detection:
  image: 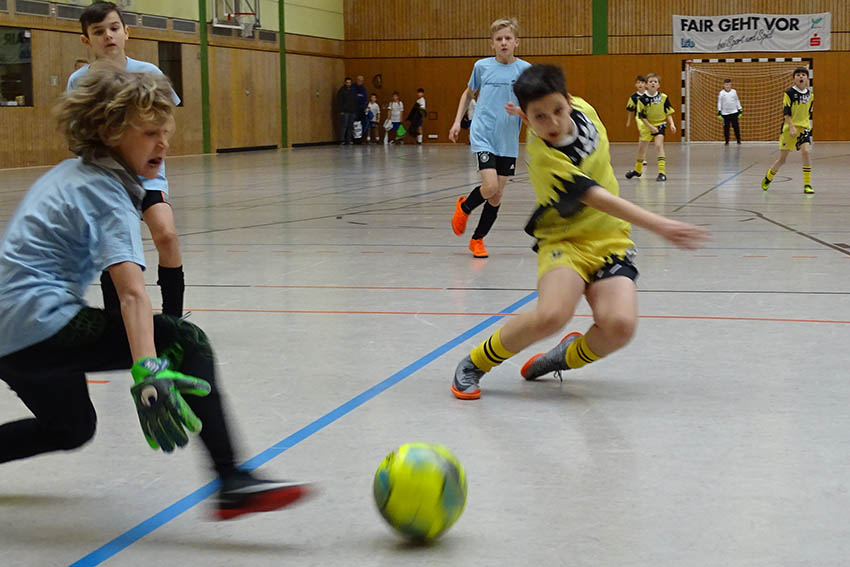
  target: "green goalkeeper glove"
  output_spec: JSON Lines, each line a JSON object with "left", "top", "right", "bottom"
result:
{"left": 130, "top": 357, "right": 211, "bottom": 453}
{"left": 738, "top": 110, "right": 743, "bottom": 117}
{"left": 716, "top": 112, "right": 723, "bottom": 121}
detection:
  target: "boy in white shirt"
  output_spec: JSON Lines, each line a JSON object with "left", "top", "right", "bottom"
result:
{"left": 717, "top": 79, "right": 742, "bottom": 145}
{"left": 386, "top": 92, "right": 404, "bottom": 144}
{"left": 367, "top": 93, "right": 380, "bottom": 143}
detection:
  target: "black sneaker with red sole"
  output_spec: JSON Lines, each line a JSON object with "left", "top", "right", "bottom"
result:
{"left": 215, "top": 472, "right": 313, "bottom": 521}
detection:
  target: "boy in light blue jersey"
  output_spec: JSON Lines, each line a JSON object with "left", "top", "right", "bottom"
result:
{"left": 68, "top": 1, "right": 186, "bottom": 318}
{"left": 449, "top": 18, "right": 531, "bottom": 258}
{"left": 0, "top": 65, "right": 311, "bottom": 519}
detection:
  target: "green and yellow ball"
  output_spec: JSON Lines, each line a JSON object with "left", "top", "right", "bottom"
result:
{"left": 373, "top": 443, "right": 467, "bottom": 541}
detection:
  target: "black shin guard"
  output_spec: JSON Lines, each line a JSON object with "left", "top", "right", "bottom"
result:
{"left": 472, "top": 202, "right": 500, "bottom": 240}
{"left": 157, "top": 265, "right": 185, "bottom": 318}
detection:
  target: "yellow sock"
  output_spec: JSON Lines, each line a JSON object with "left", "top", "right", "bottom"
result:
{"left": 657, "top": 156, "right": 666, "bottom": 174}
{"left": 635, "top": 160, "right": 643, "bottom": 174}
{"left": 765, "top": 168, "right": 777, "bottom": 182}
{"left": 565, "top": 335, "right": 600, "bottom": 370}
{"left": 803, "top": 166, "right": 811, "bottom": 185}
{"left": 469, "top": 328, "right": 516, "bottom": 372}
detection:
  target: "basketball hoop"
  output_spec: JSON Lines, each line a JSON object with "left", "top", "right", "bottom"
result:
{"left": 228, "top": 12, "right": 256, "bottom": 38}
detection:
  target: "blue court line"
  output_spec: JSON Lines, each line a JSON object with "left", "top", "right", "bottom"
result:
{"left": 69, "top": 291, "right": 538, "bottom": 567}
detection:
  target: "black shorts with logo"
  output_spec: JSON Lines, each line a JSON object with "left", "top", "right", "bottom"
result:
{"left": 477, "top": 152, "right": 516, "bottom": 177}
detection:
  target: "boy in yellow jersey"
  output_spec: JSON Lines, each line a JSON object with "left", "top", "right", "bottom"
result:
{"left": 625, "top": 73, "right": 676, "bottom": 182}
{"left": 761, "top": 67, "right": 814, "bottom": 194}
{"left": 625, "top": 75, "right": 649, "bottom": 168}
{"left": 451, "top": 65, "right": 708, "bottom": 400}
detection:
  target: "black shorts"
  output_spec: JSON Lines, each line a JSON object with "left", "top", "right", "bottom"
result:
{"left": 590, "top": 253, "right": 639, "bottom": 283}
{"left": 141, "top": 190, "right": 169, "bottom": 212}
{"left": 477, "top": 152, "right": 516, "bottom": 177}
{"left": 651, "top": 124, "right": 667, "bottom": 138}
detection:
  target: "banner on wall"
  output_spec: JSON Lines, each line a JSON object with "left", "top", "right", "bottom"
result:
{"left": 673, "top": 13, "right": 830, "bottom": 53}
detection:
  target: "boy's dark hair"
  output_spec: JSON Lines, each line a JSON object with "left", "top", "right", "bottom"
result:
{"left": 80, "top": 1, "right": 126, "bottom": 37}
{"left": 417, "top": 88, "right": 424, "bottom": 93}
{"left": 636, "top": 75, "right": 647, "bottom": 82}
{"left": 723, "top": 78, "right": 732, "bottom": 83}
{"left": 513, "top": 64, "right": 567, "bottom": 112}
{"left": 793, "top": 66, "right": 809, "bottom": 76}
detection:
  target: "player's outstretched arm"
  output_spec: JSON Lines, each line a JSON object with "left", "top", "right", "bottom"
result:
{"left": 110, "top": 261, "right": 156, "bottom": 360}
{"left": 449, "top": 86, "right": 473, "bottom": 142}
{"left": 580, "top": 186, "right": 708, "bottom": 250}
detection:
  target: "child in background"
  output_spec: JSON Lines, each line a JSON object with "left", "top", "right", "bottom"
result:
{"left": 387, "top": 92, "right": 404, "bottom": 144}
{"left": 367, "top": 93, "right": 381, "bottom": 143}
{"left": 448, "top": 18, "right": 531, "bottom": 258}
{"left": 415, "top": 88, "right": 427, "bottom": 144}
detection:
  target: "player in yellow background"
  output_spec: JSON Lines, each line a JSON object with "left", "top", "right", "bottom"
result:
{"left": 625, "top": 75, "right": 649, "bottom": 169}
{"left": 451, "top": 65, "right": 707, "bottom": 400}
{"left": 761, "top": 67, "right": 814, "bottom": 194}
{"left": 625, "top": 73, "right": 675, "bottom": 182}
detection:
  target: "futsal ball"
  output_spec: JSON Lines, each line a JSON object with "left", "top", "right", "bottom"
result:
{"left": 373, "top": 443, "right": 467, "bottom": 541}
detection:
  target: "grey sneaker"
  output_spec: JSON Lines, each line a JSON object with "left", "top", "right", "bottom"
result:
{"left": 451, "top": 355, "right": 485, "bottom": 400}
{"left": 520, "top": 332, "right": 582, "bottom": 381}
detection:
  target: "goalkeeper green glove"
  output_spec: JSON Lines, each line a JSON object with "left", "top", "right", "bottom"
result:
{"left": 716, "top": 112, "right": 723, "bottom": 121}
{"left": 130, "top": 357, "right": 211, "bottom": 452}
{"left": 738, "top": 110, "right": 743, "bottom": 117}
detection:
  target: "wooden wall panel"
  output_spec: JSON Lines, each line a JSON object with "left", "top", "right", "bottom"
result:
{"left": 347, "top": 51, "right": 850, "bottom": 144}
{"left": 0, "top": 29, "right": 203, "bottom": 168}
{"left": 286, "top": 34, "right": 344, "bottom": 58}
{"left": 345, "top": 0, "right": 592, "bottom": 57}
{"left": 610, "top": 0, "right": 850, "bottom": 54}
{"left": 345, "top": 0, "right": 591, "bottom": 40}
{"left": 168, "top": 44, "right": 203, "bottom": 156}
{"left": 286, "top": 54, "right": 345, "bottom": 144}
{"left": 210, "top": 46, "right": 281, "bottom": 150}
{"left": 0, "top": 30, "right": 90, "bottom": 168}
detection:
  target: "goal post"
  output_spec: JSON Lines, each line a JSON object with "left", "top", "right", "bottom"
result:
{"left": 682, "top": 58, "right": 813, "bottom": 144}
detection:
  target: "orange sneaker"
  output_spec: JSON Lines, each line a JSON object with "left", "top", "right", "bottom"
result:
{"left": 469, "top": 238, "right": 488, "bottom": 258}
{"left": 452, "top": 196, "right": 470, "bottom": 235}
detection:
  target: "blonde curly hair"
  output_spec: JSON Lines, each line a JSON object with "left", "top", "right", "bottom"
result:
{"left": 54, "top": 61, "right": 175, "bottom": 161}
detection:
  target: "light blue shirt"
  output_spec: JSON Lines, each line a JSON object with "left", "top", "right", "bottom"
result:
{"left": 67, "top": 56, "right": 180, "bottom": 195}
{"left": 0, "top": 159, "right": 146, "bottom": 357}
{"left": 468, "top": 57, "right": 531, "bottom": 157}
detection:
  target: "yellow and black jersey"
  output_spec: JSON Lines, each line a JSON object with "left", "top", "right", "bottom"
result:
{"left": 783, "top": 87, "right": 813, "bottom": 128}
{"left": 637, "top": 92, "right": 674, "bottom": 127}
{"left": 524, "top": 96, "right": 632, "bottom": 249}
{"left": 626, "top": 92, "right": 642, "bottom": 115}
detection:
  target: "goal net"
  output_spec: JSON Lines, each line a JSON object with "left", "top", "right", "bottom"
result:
{"left": 684, "top": 60, "right": 811, "bottom": 143}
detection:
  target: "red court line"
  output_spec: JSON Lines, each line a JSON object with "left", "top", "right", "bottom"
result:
{"left": 742, "top": 255, "right": 768, "bottom": 258}
{"left": 87, "top": 379, "right": 110, "bottom": 384}
{"left": 186, "top": 308, "right": 850, "bottom": 324}
{"left": 255, "top": 285, "right": 443, "bottom": 290}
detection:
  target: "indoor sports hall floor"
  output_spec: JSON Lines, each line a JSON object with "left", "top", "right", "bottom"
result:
{"left": 1, "top": 141, "right": 848, "bottom": 566}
